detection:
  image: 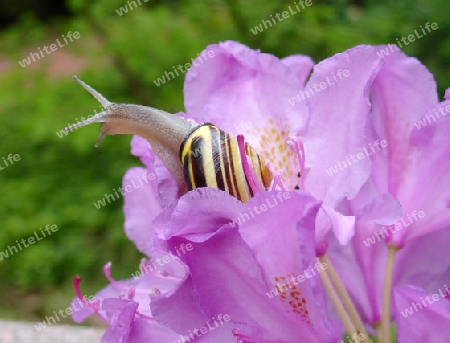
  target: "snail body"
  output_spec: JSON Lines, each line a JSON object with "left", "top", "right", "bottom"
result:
{"left": 65, "top": 76, "right": 272, "bottom": 202}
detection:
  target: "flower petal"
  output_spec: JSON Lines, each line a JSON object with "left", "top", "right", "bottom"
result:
{"left": 368, "top": 46, "right": 438, "bottom": 196}
{"left": 128, "top": 318, "right": 180, "bottom": 343}
{"left": 130, "top": 135, "right": 178, "bottom": 206}
{"left": 281, "top": 54, "right": 315, "bottom": 85}
{"left": 239, "top": 192, "right": 341, "bottom": 342}
{"left": 152, "top": 187, "right": 243, "bottom": 242}
{"left": 394, "top": 285, "right": 450, "bottom": 342}
{"left": 71, "top": 297, "right": 96, "bottom": 323}
{"left": 395, "top": 225, "right": 450, "bottom": 295}
{"left": 390, "top": 99, "right": 450, "bottom": 246}
{"left": 327, "top": 193, "right": 402, "bottom": 323}
{"left": 303, "top": 45, "right": 382, "bottom": 207}
{"left": 123, "top": 167, "right": 161, "bottom": 255}
{"left": 153, "top": 190, "right": 339, "bottom": 342}
{"left": 151, "top": 276, "right": 212, "bottom": 336}
{"left": 184, "top": 41, "right": 311, "bottom": 189}
{"left": 101, "top": 299, "right": 138, "bottom": 343}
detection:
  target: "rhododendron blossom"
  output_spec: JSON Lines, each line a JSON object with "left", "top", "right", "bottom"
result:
{"left": 68, "top": 41, "right": 450, "bottom": 343}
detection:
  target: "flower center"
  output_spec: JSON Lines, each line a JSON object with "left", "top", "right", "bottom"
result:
{"left": 243, "top": 118, "right": 307, "bottom": 191}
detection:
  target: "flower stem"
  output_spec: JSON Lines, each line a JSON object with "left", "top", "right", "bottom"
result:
{"left": 380, "top": 245, "right": 397, "bottom": 343}
{"left": 319, "top": 255, "right": 370, "bottom": 342}
{"left": 318, "top": 261, "right": 357, "bottom": 338}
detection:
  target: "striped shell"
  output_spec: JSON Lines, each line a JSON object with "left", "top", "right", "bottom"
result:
{"left": 180, "top": 123, "right": 272, "bottom": 203}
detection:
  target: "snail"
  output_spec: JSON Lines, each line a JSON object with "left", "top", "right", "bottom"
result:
{"left": 65, "top": 76, "right": 272, "bottom": 203}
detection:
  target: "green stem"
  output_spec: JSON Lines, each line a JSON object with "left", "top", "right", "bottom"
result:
{"left": 318, "top": 260, "right": 357, "bottom": 338}
{"left": 380, "top": 246, "right": 397, "bottom": 343}
{"left": 320, "top": 255, "right": 370, "bottom": 342}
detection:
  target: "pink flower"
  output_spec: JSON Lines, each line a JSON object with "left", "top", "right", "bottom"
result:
{"left": 328, "top": 47, "right": 450, "bottom": 339}
{"left": 67, "top": 41, "right": 450, "bottom": 343}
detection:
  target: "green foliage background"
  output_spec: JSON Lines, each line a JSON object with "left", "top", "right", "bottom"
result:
{"left": 0, "top": 0, "right": 448, "bottom": 327}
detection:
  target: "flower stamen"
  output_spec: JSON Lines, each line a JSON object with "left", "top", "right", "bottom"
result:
{"left": 103, "top": 262, "right": 130, "bottom": 292}
{"left": 103, "top": 262, "right": 162, "bottom": 296}
{"left": 287, "top": 136, "right": 308, "bottom": 191}
{"left": 237, "top": 134, "right": 264, "bottom": 195}
{"left": 73, "top": 276, "right": 101, "bottom": 311}
{"left": 266, "top": 162, "right": 286, "bottom": 191}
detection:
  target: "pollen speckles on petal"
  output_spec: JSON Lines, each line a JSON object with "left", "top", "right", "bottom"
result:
{"left": 273, "top": 274, "right": 313, "bottom": 326}
{"left": 251, "top": 118, "right": 299, "bottom": 190}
